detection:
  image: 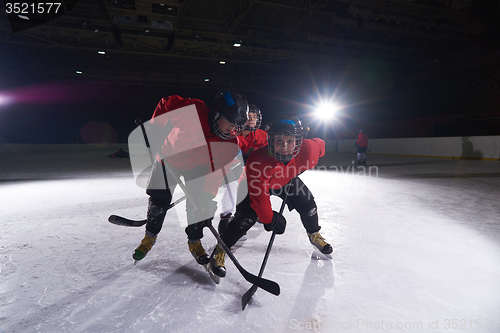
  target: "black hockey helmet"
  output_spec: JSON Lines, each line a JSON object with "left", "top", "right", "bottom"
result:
{"left": 211, "top": 90, "right": 249, "bottom": 139}
{"left": 243, "top": 103, "right": 262, "bottom": 131}
{"left": 267, "top": 115, "right": 304, "bottom": 163}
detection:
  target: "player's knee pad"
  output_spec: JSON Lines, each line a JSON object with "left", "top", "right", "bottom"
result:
{"left": 239, "top": 217, "right": 256, "bottom": 230}
{"left": 294, "top": 200, "right": 317, "bottom": 217}
{"left": 222, "top": 216, "right": 256, "bottom": 247}
{"left": 296, "top": 200, "right": 320, "bottom": 233}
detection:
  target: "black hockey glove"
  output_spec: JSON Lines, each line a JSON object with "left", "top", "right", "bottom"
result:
{"left": 354, "top": 142, "right": 359, "bottom": 148}
{"left": 264, "top": 211, "right": 287, "bottom": 234}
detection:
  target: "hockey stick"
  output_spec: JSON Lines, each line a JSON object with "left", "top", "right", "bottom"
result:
{"left": 107, "top": 117, "right": 186, "bottom": 227}
{"left": 241, "top": 177, "right": 294, "bottom": 310}
{"left": 135, "top": 118, "right": 280, "bottom": 296}
{"left": 108, "top": 195, "right": 186, "bottom": 226}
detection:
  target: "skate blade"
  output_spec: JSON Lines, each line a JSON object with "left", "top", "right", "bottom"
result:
{"left": 312, "top": 247, "right": 333, "bottom": 260}
{"left": 322, "top": 253, "right": 333, "bottom": 260}
{"left": 202, "top": 264, "right": 220, "bottom": 284}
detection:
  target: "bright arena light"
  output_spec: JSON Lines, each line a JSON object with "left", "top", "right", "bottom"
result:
{"left": 314, "top": 102, "right": 339, "bottom": 121}
{"left": 0, "top": 94, "right": 13, "bottom": 106}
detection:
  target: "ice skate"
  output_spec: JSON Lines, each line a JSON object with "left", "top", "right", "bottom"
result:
{"left": 133, "top": 231, "right": 157, "bottom": 262}
{"left": 307, "top": 232, "right": 333, "bottom": 259}
{"left": 209, "top": 245, "right": 226, "bottom": 279}
{"left": 188, "top": 239, "right": 210, "bottom": 265}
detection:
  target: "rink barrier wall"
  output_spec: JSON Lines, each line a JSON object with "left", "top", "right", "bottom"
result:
{"left": 328, "top": 135, "right": 500, "bottom": 161}
{"left": 0, "top": 143, "right": 125, "bottom": 154}
{"left": 2, "top": 138, "right": 499, "bottom": 161}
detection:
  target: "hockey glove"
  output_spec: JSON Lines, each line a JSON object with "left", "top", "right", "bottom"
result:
{"left": 354, "top": 142, "right": 359, "bottom": 148}
{"left": 264, "top": 211, "right": 287, "bottom": 234}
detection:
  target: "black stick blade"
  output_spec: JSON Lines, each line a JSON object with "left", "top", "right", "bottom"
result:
{"left": 108, "top": 215, "right": 147, "bottom": 227}
{"left": 241, "top": 284, "right": 258, "bottom": 310}
{"left": 204, "top": 224, "right": 280, "bottom": 296}
{"left": 242, "top": 271, "right": 280, "bottom": 296}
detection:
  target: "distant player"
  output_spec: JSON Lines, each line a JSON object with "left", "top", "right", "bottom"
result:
{"left": 355, "top": 129, "right": 368, "bottom": 166}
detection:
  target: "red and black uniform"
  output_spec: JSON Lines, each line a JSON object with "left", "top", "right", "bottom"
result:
{"left": 145, "top": 95, "right": 239, "bottom": 239}
{"left": 237, "top": 128, "right": 268, "bottom": 163}
{"left": 356, "top": 131, "right": 368, "bottom": 153}
{"left": 223, "top": 128, "right": 269, "bottom": 184}
{"left": 151, "top": 95, "right": 238, "bottom": 181}
{"left": 356, "top": 132, "right": 368, "bottom": 148}
{"left": 220, "top": 138, "right": 326, "bottom": 248}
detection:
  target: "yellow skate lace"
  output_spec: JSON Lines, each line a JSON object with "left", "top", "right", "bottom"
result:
{"left": 189, "top": 241, "right": 207, "bottom": 258}
{"left": 213, "top": 246, "right": 225, "bottom": 267}
{"left": 310, "top": 233, "right": 327, "bottom": 247}
{"left": 137, "top": 235, "right": 156, "bottom": 253}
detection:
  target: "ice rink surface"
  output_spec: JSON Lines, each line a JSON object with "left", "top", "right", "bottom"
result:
{"left": 1, "top": 149, "right": 500, "bottom": 333}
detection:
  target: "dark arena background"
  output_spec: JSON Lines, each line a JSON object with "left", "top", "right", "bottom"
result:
{"left": 1, "top": 0, "right": 499, "bottom": 143}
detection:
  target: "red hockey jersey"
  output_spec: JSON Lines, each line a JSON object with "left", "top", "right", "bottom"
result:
{"left": 237, "top": 129, "right": 268, "bottom": 154}
{"left": 246, "top": 138, "right": 325, "bottom": 224}
{"left": 150, "top": 95, "right": 239, "bottom": 195}
{"left": 356, "top": 132, "right": 368, "bottom": 148}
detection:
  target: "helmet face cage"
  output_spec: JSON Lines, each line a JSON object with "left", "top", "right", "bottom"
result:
{"left": 243, "top": 104, "right": 262, "bottom": 131}
{"left": 267, "top": 116, "right": 304, "bottom": 163}
{"left": 212, "top": 111, "right": 245, "bottom": 140}
{"left": 269, "top": 133, "right": 303, "bottom": 163}
{"left": 212, "top": 90, "right": 249, "bottom": 140}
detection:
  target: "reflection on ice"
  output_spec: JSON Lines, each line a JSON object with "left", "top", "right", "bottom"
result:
{"left": 1, "top": 151, "right": 500, "bottom": 332}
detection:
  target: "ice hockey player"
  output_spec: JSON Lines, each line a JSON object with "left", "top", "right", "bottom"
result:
{"left": 354, "top": 129, "right": 368, "bottom": 166}
{"left": 237, "top": 104, "right": 268, "bottom": 164}
{"left": 209, "top": 115, "right": 333, "bottom": 278}
{"left": 218, "top": 104, "right": 268, "bottom": 235}
{"left": 132, "top": 90, "right": 249, "bottom": 267}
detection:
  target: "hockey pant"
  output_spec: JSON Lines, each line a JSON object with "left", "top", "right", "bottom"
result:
{"left": 219, "top": 162, "right": 243, "bottom": 216}
{"left": 145, "top": 160, "right": 212, "bottom": 240}
{"left": 220, "top": 176, "right": 321, "bottom": 248}
{"left": 357, "top": 147, "right": 367, "bottom": 162}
